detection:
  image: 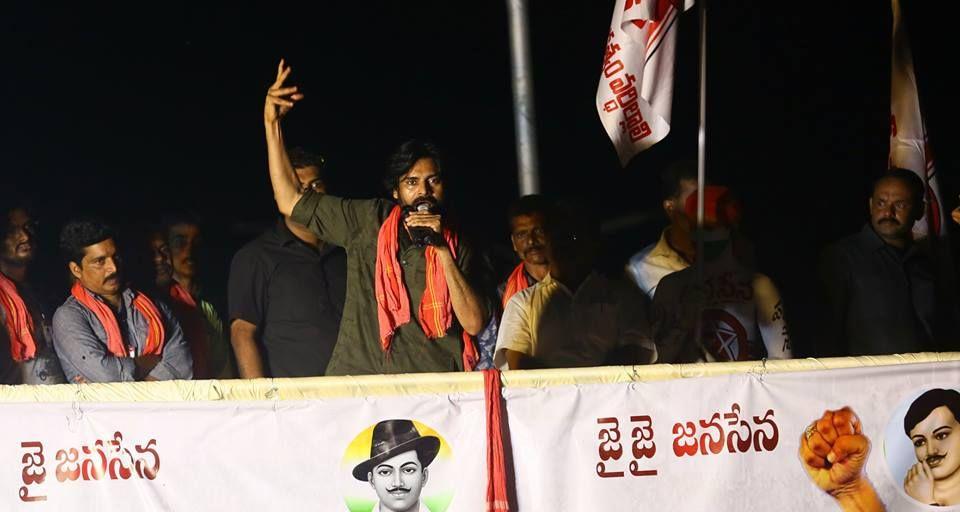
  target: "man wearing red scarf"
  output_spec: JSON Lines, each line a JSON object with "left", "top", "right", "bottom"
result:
{"left": 51, "top": 219, "right": 193, "bottom": 383}
{"left": 0, "top": 204, "right": 65, "bottom": 384}
{"left": 263, "top": 61, "right": 487, "bottom": 375}
{"left": 474, "top": 195, "right": 552, "bottom": 369}
{"left": 160, "top": 213, "right": 235, "bottom": 380}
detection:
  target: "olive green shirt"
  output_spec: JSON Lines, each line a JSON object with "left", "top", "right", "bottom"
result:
{"left": 291, "top": 191, "right": 476, "bottom": 375}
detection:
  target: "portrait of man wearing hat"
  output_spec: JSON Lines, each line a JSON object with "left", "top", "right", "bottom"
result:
{"left": 352, "top": 419, "right": 440, "bottom": 512}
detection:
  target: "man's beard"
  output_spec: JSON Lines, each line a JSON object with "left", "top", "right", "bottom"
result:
{"left": 1, "top": 247, "right": 32, "bottom": 266}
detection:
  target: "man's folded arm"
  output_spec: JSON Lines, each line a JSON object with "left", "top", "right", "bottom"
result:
{"left": 51, "top": 306, "right": 136, "bottom": 383}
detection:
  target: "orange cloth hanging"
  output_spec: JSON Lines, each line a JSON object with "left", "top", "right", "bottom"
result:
{"left": 374, "top": 206, "right": 477, "bottom": 370}
{"left": 70, "top": 282, "right": 165, "bottom": 357}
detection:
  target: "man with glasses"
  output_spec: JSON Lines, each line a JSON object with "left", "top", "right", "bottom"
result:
{"left": 0, "top": 203, "right": 66, "bottom": 384}
{"left": 228, "top": 147, "right": 347, "bottom": 378}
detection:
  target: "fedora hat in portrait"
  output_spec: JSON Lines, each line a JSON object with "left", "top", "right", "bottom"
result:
{"left": 352, "top": 419, "right": 441, "bottom": 481}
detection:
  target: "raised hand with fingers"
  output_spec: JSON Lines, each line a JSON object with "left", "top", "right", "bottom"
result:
{"left": 264, "top": 59, "right": 304, "bottom": 125}
{"left": 798, "top": 407, "right": 884, "bottom": 512}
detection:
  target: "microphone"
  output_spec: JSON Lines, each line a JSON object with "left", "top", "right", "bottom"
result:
{"left": 406, "top": 198, "right": 442, "bottom": 247}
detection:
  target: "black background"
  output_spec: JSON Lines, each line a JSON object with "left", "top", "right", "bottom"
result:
{"left": 2, "top": 2, "right": 957, "bottom": 356}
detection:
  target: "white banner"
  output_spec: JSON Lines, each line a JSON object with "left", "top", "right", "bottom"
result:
{"left": 505, "top": 360, "right": 960, "bottom": 510}
{"left": 3, "top": 356, "right": 960, "bottom": 510}
{"left": 597, "top": 0, "right": 694, "bottom": 166}
{"left": 2, "top": 392, "right": 487, "bottom": 511}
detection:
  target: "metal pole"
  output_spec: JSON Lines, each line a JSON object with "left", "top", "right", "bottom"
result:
{"left": 694, "top": 0, "right": 708, "bottom": 359}
{"left": 506, "top": 0, "right": 540, "bottom": 195}
{"left": 696, "top": 0, "right": 707, "bottom": 250}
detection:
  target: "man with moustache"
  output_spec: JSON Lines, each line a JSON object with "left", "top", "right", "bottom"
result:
{"left": 495, "top": 203, "right": 656, "bottom": 369}
{"left": 902, "top": 388, "right": 960, "bottom": 506}
{"left": 820, "top": 168, "right": 959, "bottom": 356}
{"left": 0, "top": 204, "right": 65, "bottom": 384}
{"left": 653, "top": 186, "right": 792, "bottom": 363}
{"left": 263, "top": 60, "right": 487, "bottom": 375}
{"left": 51, "top": 219, "right": 193, "bottom": 383}
{"left": 474, "top": 195, "right": 553, "bottom": 369}
{"left": 161, "top": 212, "right": 235, "bottom": 379}
{"left": 353, "top": 419, "right": 438, "bottom": 512}
{"left": 147, "top": 228, "right": 173, "bottom": 291}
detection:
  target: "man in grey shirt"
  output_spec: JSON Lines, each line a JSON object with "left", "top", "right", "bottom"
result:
{"left": 52, "top": 219, "right": 192, "bottom": 383}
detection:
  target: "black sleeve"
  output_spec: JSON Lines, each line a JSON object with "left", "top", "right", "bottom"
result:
{"left": 651, "top": 272, "right": 691, "bottom": 364}
{"left": 228, "top": 244, "right": 268, "bottom": 328}
{"left": 817, "top": 245, "right": 850, "bottom": 357}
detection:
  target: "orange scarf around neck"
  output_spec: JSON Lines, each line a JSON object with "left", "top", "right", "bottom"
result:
{"left": 70, "top": 282, "right": 165, "bottom": 357}
{"left": 168, "top": 282, "right": 211, "bottom": 379}
{"left": 501, "top": 263, "right": 532, "bottom": 310}
{"left": 374, "top": 206, "right": 477, "bottom": 370}
{"left": 0, "top": 272, "right": 36, "bottom": 362}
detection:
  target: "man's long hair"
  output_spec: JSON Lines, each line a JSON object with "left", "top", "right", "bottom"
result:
{"left": 382, "top": 139, "right": 443, "bottom": 194}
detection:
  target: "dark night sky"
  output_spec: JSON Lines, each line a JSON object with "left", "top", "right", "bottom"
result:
{"left": 2, "top": 2, "right": 958, "bottom": 355}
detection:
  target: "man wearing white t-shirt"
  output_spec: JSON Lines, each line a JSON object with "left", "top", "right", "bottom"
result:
{"left": 652, "top": 186, "right": 792, "bottom": 363}
{"left": 625, "top": 161, "right": 697, "bottom": 299}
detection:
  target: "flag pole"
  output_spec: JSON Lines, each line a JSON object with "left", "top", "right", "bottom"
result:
{"left": 694, "top": 0, "right": 708, "bottom": 357}
{"left": 507, "top": 0, "right": 540, "bottom": 195}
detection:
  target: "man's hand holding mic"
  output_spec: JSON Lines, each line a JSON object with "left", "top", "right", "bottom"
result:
{"left": 403, "top": 200, "right": 444, "bottom": 248}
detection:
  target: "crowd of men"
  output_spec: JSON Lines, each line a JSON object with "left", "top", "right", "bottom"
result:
{"left": 1, "top": 61, "right": 958, "bottom": 385}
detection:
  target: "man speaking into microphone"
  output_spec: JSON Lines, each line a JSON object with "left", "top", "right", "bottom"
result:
{"left": 262, "top": 60, "right": 488, "bottom": 375}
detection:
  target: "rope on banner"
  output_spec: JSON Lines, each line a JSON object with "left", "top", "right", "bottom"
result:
{"left": 1, "top": 352, "right": 959, "bottom": 403}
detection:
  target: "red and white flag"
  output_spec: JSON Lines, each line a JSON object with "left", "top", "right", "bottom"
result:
{"left": 597, "top": 0, "right": 694, "bottom": 166}
{"left": 890, "top": 0, "right": 945, "bottom": 238}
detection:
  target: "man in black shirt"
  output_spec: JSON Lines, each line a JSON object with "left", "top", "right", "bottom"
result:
{"left": 820, "top": 168, "right": 958, "bottom": 356}
{"left": 228, "top": 148, "right": 347, "bottom": 378}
